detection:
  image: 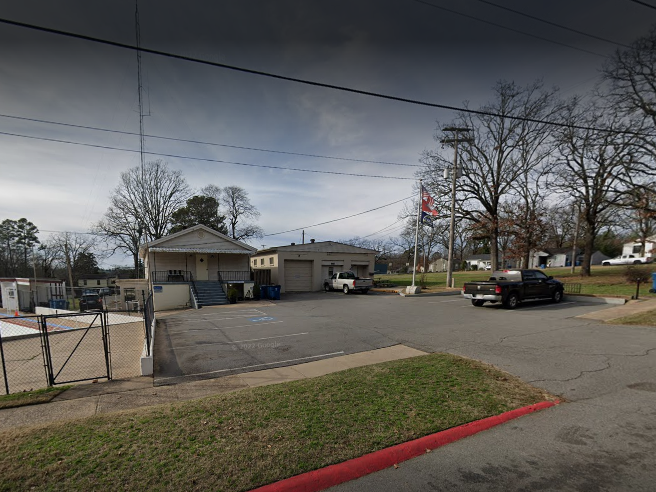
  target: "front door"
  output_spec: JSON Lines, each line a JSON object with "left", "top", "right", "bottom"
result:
{"left": 195, "top": 254, "right": 208, "bottom": 281}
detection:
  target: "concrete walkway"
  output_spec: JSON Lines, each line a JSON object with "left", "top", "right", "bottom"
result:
{"left": 0, "top": 344, "right": 425, "bottom": 431}
{"left": 576, "top": 296, "right": 656, "bottom": 321}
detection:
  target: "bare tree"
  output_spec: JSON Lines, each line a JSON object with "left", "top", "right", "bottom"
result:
{"left": 552, "top": 99, "right": 638, "bottom": 276}
{"left": 420, "top": 80, "right": 560, "bottom": 270}
{"left": 602, "top": 26, "right": 656, "bottom": 211}
{"left": 95, "top": 160, "right": 190, "bottom": 274}
{"left": 47, "top": 232, "right": 97, "bottom": 289}
{"left": 221, "top": 186, "right": 263, "bottom": 242}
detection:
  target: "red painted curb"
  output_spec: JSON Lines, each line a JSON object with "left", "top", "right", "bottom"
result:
{"left": 251, "top": 400, "right": 559, "bottom": 492}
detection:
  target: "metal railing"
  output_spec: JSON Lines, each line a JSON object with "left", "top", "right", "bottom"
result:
{"left": 563, "top": 283, "right": 582, "bottom": 294}
{"left": 217, "top": 271, "right": 252, "bottom": 282}
{"left": 151, "top": 270, "right": 192, "bottom": 283}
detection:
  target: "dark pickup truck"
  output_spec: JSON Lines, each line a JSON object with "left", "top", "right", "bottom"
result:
{"left": 462, "top": 269, "right": 564, "bottom": 309}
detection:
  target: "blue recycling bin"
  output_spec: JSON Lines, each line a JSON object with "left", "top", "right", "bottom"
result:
{"left": 268, "top": 285, "right": 281, "bottom": 300}
{"left": 651, "top": 272, "right": 656, "bottom": 293}
{"left": 49, "top": 299, "right": 67, "bottom": 309}
{"left": 260, "top": 285, "right": 269, "bottom": 299}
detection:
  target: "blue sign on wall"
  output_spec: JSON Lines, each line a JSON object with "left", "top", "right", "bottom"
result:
{"left": 154, "top": 286, "right": 163, "bottom": 293}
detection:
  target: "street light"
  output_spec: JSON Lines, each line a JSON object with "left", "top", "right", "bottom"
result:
{"left": 441, "top": 127, "right": 473, "bottom": 289}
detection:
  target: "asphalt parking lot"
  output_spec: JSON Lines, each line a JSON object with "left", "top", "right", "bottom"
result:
{"left": 153, "top": 293, "right": 398, "bottom": 385}
{"left": 153, "top": 291, "right": 613, "bottom": 386}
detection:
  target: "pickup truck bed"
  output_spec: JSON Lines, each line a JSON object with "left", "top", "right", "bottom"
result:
{"left": 462, "top": 269, "right": 564, "bottom": 309}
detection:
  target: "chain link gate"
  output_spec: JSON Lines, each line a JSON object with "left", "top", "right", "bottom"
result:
{"left": 39, "top": 311, "right": 112, "bottom": 386}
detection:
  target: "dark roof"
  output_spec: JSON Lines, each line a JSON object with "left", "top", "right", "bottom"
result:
{"left": 465, "top": 254, "right": 491, "bottom": 261}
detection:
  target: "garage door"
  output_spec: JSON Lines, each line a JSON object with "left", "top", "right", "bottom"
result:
{"left": 284, "top": 260, "right": 313, "bottom": 291}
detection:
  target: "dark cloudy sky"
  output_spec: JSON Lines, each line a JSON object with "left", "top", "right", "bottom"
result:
{"left": 0, "top": 0, "right": 653, "bottom": 265}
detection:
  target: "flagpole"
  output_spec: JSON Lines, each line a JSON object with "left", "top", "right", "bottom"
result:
{"left": 411, "top": 179, "right": 422, "bottom": 288}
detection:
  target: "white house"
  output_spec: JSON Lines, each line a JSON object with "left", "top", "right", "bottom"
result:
{"left": 140, "top": 225, "right": 257, "bottom": 310}
{"left": 622, "top": 234, "right": 656, "bottom": 258}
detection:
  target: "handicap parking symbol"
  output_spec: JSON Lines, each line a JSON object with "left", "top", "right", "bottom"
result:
{"left": 250, "top": 316, "right": 276, "bottom": 322}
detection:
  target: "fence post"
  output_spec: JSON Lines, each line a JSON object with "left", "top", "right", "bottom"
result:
{"left": 101, "top": 310, "right": 112, "bottom": 381}
{"left": 39, "top": 315, "right": 55, "bottom": 387}
{"left": 0, "top": 328, "right": 9, "bottom": 395}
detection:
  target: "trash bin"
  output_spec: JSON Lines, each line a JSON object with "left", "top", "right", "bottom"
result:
{"left": 49, "top": 299, "right": 67, "bottom": 310}
{"left": 268, "top": 285, "right": 281, "bottom": 300}
{"left": 651, "top": 272, "right": 656, "bottom": 293}
{"left": 260, "top": 285, "right": 269, "bottom": 300}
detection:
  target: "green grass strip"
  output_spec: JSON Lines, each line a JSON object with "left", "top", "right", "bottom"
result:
{"left": 0, "top": 354, "right": 553, "bottom": 491}
{"left": 0, "top": 386, "right": 71, "bottom": 410}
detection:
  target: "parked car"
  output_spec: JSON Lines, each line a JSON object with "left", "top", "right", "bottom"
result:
{"left": 601, "top": 255, "right": 653, "bottom": 266}
{"left": 324, "top": 271, "right": 373, "bottom": 294}
{"left": 79, "top": 293, "right": 103, "bottom": 311}
{"left": 462, "top": 269, "right": 564, "bottom": 309}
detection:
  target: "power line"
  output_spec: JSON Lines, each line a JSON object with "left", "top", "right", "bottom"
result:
{"left": 628, "top": 0, "right": 656, "bottom": 10}
{"left": 262, "top": 196, "right": 414, "bottom": 236}
{"left": 0, "top": 17, "right": 640, "bottom": 135}
{"left": 0, "top": 130, "right": 413, "bottom": 180}
{"left": 473, "top": 0, "right": 631, "bottom": 49}
{"left": 410, "top": 0, "right": 605, "bottom": 57}
{"left": 0, "top": 113, "right": 420, "bottom": 167}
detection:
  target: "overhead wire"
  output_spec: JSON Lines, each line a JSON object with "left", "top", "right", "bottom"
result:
{"left": 472, "top": 0, "right": 631, "bottom": 49}
{"left": 0, "top": 113, "right": 420, "bottom": 168}
{"left": 0, "top": 130, "right": 413, "bottom": 180}
{"left": 0, "top": 17, "right": 645, "bottom": 136}
{"left": 262, "top": 196, "right": 414, "bottom": 236}
{"left": 628, "top": 0, "right": 656, "bottom": 10}
{"left": 409, "top": 0, "right": 605, "bottom": 57}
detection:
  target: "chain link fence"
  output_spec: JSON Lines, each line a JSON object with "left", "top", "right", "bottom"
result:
{"left": 0, "top": 309, "right": 147, "bottom": 395}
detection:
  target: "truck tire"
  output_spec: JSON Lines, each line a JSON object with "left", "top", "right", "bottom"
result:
{"left": 343, "top": 284, "right": 350, "bottom": 294}
{"left": 503, "top": 292, "right": 519, "bottom": 309}
{"left": 552, "top": 289, "right": 563, "bottom": 303}
{"left": 324, "top": 283, "right": 331, "bottom": 292}
{"left": 602, "top": 262, "right": 610, "bottom": 266}
{"left": 633, "top": 260, "right": 641, "bottom": 264}
{"left": 471, "top": 299, "right": 485, "bottom": 307}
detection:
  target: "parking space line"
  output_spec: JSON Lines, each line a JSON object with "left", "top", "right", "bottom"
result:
{"left": 428, "top": 299, "right": 463, "bottom": 303}
{"left": 186, "top": 321, "right": 284, "bottom": 332}
{"left": 174, "top": 332, "right": 309, "bottom": 350}
{"left": 155, "top": 351, "right": 346, "bottom": 382}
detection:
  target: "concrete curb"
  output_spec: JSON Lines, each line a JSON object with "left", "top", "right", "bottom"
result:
{"left": 251, "top": 400, "right": 560, "bottom": 492}
{"left": 567, "top": 294, "right": 627, "bottom": 305}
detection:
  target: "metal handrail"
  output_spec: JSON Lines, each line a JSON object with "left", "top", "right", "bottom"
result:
{"left": 217, "top": 270, "right": 252, "bottom": 282}
{"left": 151, "top": 271, "right": 191, "bottom": 283}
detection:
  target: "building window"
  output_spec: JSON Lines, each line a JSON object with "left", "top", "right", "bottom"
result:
{"left": 253, "top": 259, "right": 257, "bottom": 266}
{"left": 260, "top": 258, "right": 264, "bottom": 266}
{"left": 269, "top": 257, "right": 274, "bottom": 265}
{"left": 97, "top": 280, "right": 101, "bottom": 286}
{"left": 83, "top": 280, "right": 87, "bottom": 286}
{"left": 633, "top": 245, "right": 642, "bottom": 254}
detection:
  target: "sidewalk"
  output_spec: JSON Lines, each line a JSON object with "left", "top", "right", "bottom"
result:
{"left": 0, "top": 344, "right": 426, "bottom": 431}
{"left": 576, "top": 296, "right": 656, "bottom": 322}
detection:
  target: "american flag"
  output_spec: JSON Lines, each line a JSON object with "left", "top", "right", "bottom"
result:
{"left": 421, "top": 186, "right": 438, "bottom": 226}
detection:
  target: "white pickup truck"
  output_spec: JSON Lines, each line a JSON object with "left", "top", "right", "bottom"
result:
{"left": 324, "top": 271, "right": 373, "bottom": 294}
{"left": 602, "top": 254, "right": 653, "bottom": 266}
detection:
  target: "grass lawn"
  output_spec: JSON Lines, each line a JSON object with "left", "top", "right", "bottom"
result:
{"left": 612, "top": 309, "right": 656, "bottom": 327}
{"left": 0, "top": 354, "right": 554, "bottom": 492}
{"left": 377, "top": 265, "right": 656, "bottom": 298}
{"left": 0, "top": 386, "right": 71, "bottom": 410}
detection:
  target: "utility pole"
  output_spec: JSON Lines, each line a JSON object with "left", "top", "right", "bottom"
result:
{"left": 441, "top": 127, "right": 473, "bottom": 289}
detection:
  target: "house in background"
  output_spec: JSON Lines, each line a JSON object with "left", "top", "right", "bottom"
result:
{"left": 465, "top": 254, "right": 492, "bottom": 270}
{"left": 251, "top": 240, "right": 376, "bottom": 293}
{"left": 622, "top": 234, "right": 656, "bottom": 258}
{"left": 530, "top": 248, "right": 610, "bottom": 268}
{"left": 140, "top": 224, "right": 256, "bottom": 310}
